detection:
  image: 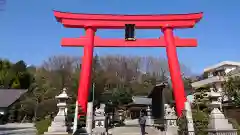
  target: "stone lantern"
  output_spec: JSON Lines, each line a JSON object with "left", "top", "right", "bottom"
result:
{"left": 56, "top": 88, "right": 69, "bottom": 116}
{"left": 44, "top": 88, "right": 69, "bottom": 135}
{"left": 118, "top": 109, "right": 124, "bottom": 122}
{"left": 146, "top": 106, "right": 154, "bottom": 126}
{"left": 208, "top": 88, "right": 235, "bottom": 131}
{"left": 209, "top": 88, "right": 221, "bottom": 109}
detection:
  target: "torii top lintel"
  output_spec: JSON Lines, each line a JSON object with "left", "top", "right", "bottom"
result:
{"left": 54, "top": 10, "right": 203, "bottom": 29}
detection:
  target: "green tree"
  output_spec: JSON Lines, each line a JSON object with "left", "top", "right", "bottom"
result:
{"left": 223, "top": 76, "right": 240, "bottom": 106}
{"left": 2, "top": 55, "right": 192, "bottom": 125}
{"left": 0, "top": 60, "right": 32, "bottom": 89}
{"left": 113, "top": 88, "right": 133, "bottom": 105}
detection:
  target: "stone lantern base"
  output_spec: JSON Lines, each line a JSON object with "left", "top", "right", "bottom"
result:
{"left": 44, "top": 88, "right": 69, "bottom": 135}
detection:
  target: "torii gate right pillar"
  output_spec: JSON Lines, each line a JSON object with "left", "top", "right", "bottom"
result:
{"left": 163, "top": 28, "right": 186, "bottom": 115}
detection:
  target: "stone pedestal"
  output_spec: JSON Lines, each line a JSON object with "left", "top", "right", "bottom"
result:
{"left": 208, "top": 108, "right": 233, "bottom": 129}
{"left": 164, "top": 104, "right": 178, "bottom": 135}
{"left": 93, "top": 104, "right": 106, "bottom": 135}
{"left": 44, "top": 88, "right": 69, "bottom": 135}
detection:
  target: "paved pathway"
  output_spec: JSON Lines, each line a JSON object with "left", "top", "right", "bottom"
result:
{"left": 109, "top": 119, "right": 163, "bottom": 135}
{"left": 0, "top": 123, "right": 36, "bottom": 135}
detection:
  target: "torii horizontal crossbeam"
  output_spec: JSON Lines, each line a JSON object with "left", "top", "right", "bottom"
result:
{"left": 61, "top": 36, "right": 197, "bottom": 47}
{"left": 61, "top": 20, "right": 196, "bottom": 29}
{"left": 54, "top": 11, "right": 203, "bottom": 29}
{"left": 54, "top": 11, "right": 203, "bottom": 21}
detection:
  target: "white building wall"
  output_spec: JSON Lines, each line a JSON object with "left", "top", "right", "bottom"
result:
{"left": 224, "top": 66, "right": 236, "bottom": 74}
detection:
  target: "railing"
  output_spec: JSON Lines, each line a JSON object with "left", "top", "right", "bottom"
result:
{"left": 191, "top": 76, "right": 225, "bottom": 88}
{"left": 207, "top": 130, "right": 238, "bottom": 135}
{"left": 180, "top": 130, "right": 239, "bottom": 135}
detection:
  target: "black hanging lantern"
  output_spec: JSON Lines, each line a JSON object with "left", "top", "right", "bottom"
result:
{"left": 125, "top": 24, "right": 136, "bottom": 41}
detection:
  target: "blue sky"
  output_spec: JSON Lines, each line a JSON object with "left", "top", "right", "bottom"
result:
{"left": 0, "top": 0, "right": 239, "bottom": 74}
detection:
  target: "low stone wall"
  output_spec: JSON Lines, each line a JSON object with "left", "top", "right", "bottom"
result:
{"left": 207, "top": 129, "right": 238, "bottom": 135}
{"left": 224, "top": 107, "right": 240, "bottom": 124}
{"left": 0, "top": 123, "right": 37, "bottom": 135}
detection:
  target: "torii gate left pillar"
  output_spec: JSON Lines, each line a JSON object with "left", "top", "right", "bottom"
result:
{"left": 54, "top": 11, "right": 203, "bottom": 117}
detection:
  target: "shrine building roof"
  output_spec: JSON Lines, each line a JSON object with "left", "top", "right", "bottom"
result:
{"left": 0, "top": 89, "right": 27, "bottom": 108}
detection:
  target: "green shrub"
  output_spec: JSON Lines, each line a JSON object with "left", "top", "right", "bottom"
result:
{"left": 192, "top": 109, "right": 209, "bottom": 135}
{"left": 35, "top": 118, "right": 51, "bottom": 135}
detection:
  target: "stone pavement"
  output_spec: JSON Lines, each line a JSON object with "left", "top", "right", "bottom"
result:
{"left": 0, "top": 123, "right": 37, "bottom": 135}
{"left": 109, "top": 119, "right": 163, "bottom": 135}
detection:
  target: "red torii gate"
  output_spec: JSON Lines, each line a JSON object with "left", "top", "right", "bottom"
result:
{"left": 54, "top": 11, "right": 203, "bottom": 117}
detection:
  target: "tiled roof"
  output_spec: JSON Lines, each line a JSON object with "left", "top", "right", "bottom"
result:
{"left": 132, "top": 96, "right": 151, "bottom": 105}
{"left": 0, "top": 89, "right": 27, "bottom": 107}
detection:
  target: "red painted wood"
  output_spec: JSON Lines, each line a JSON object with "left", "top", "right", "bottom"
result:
{"left": 61, "top": 19, "right": 197, "bottom": 29}
{"left": 61, "top": 36, "right": 197, "bottom": 47}
{"left": 54, "top": 10, "right": 202, "bottom": 22}
{"left": 54, "top": 11, "right": 203, "bottom": 29}
{"left": 163, "top": 28, "right": 187, "bottom": 116}
{"left": 77, "top": 28, "right": 95, "bottom": 113}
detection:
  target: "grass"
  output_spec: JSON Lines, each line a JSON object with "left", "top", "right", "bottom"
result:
{"left": 35, "top": 118, "right": 52, "bottom": 135}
